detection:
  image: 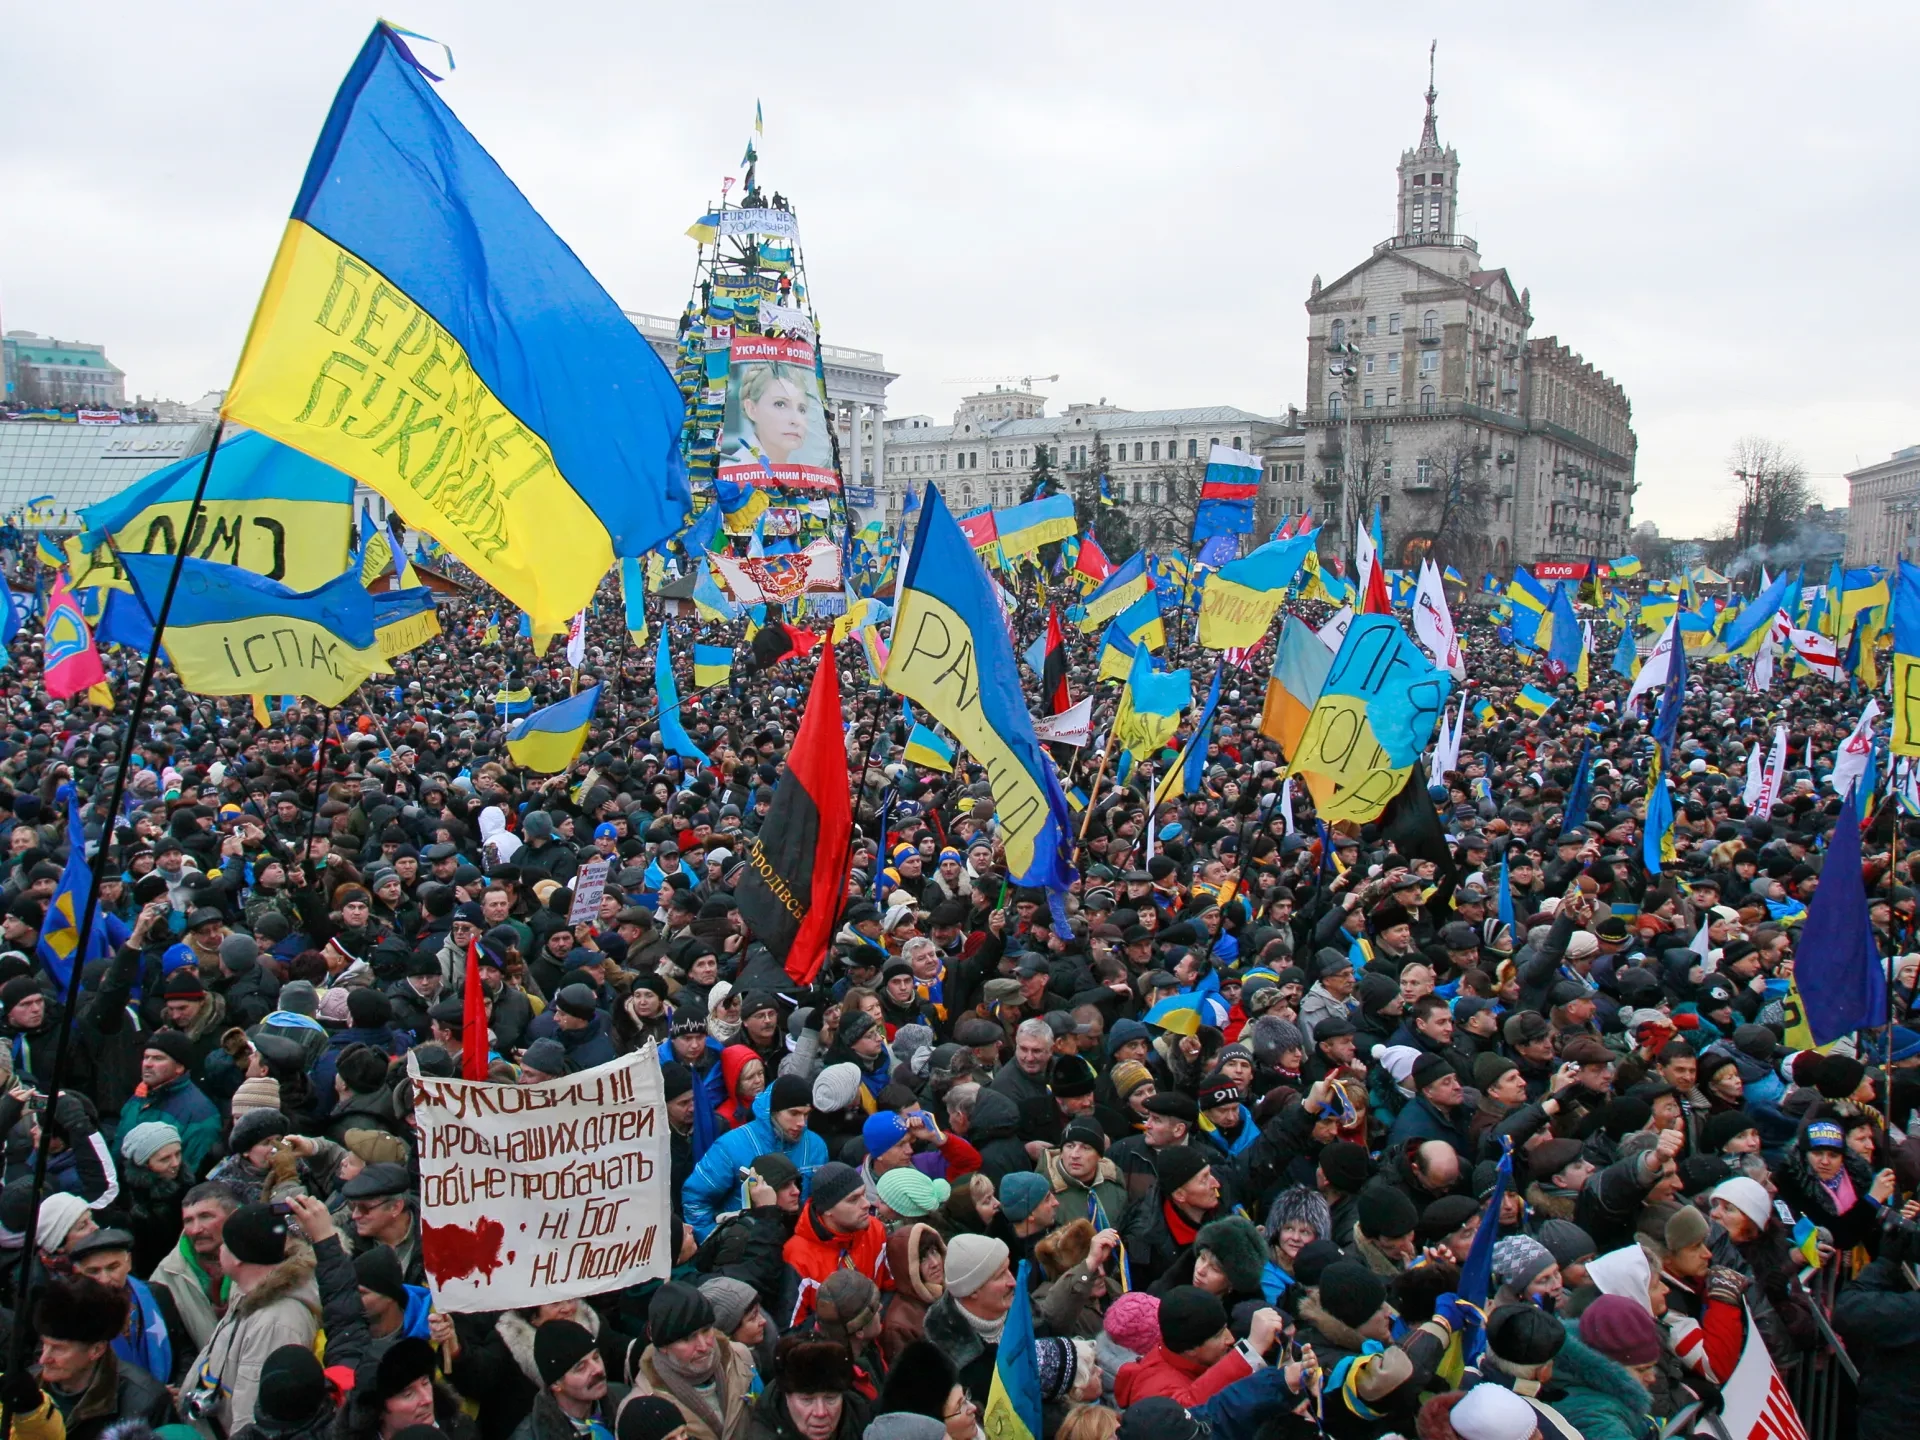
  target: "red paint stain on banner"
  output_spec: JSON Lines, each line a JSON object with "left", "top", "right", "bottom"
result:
{"left": 422, "top": 1216, "right": 507, "bottom": 1286}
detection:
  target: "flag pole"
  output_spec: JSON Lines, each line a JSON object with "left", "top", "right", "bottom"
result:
{"left": 0, "top": 420, "right": 228, "bottom": 1440}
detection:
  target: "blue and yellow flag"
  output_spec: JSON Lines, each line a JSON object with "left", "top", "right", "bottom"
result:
{"left": 711, "top": 474, "right": 772, "bottom": 535}
{"left": 884, "top": 486, "right": 1076, "bottom": 892}
{"left": 903, "top": 699, "right": 956, "bottom": 772}
{"left": 1197, "top": 528, "right": 1318, "bottom": 648}
{"left": 1290, "top": 614, "right": 1452, "bottom": 823}
{"left": 1153, "top": 664, "right": 1223, "bottom": 811}
{"left": 75, "top": 431, "right": 354, "bottom": 595}
{"left": 1515, "top": 684, "right": 1556, "bottom": 716}
{"left": 1097, "top": 622, "right": 1139, "bottom": 684}
{"left": 372, "top": 585, "right": 440, "bottom": 659}
{"left": 506, "top": 684, "right": 601, "bottom": 773}
{"left": 484, "top": 611, "right": 500, "bottom": 646}
{"left": 222, "top": 23, "right": 690, "bottom": 633}
{"left": 39, "top": 788, "right": 111, "bottom": 992}
{"left": 356, "top": 504, "right": 394, "bottom": 586}
{"left": 1115, "top": 587, "right": 1165, "bottom": 652}
{"left": 994, "top": 493, "right": 1077, "bottom": 557}
{"left": 620, "top": 557, "right": 649, "bottom": 647}
{"left": 692, "top": 643, "right": 731, "bottom": 688}
{"left": 1892, "top": 561, "right": 1920, "bottom": 756}
{"left": 1112, "top": 641, "right": 1191, "bottom": 760}
{"left": 1079, "top": 553, "right": 1152, "bottom": 631}
{"left": 655, "top": 631, "right": 709, "bottom": 766}
{"left": 114, "top": 552, "right": 379, "bottom": 705}
{"left": 981, "top": 1260, "right": 1044, "bottom": 1440}
{"left": 495, "top": 685, "right": 533, "bottom": 719}
{"left": 1610, "top": 554, "right": 1643, "bottom": 577}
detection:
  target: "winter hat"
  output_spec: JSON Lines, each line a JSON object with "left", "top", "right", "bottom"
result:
{"left": 809, "top": 1161, "right": 863, "bottom": 1216}
{"left": 647, "top": 1280, "right": 716, "bottom": 1351}
{"left": 1473, "top": 1052, "right": 1519, "bottom": 1091}
{"left": 1264, "top": 1186, "right": 1332, "bottom": 1244}
{"left": 876, "top": 1167, "right": 950, "bottom": 1219}
{"left": 998, "top": 1171, "right": 1052, "bottom": 1223}
{"left": 873, "top": 1339, "right": 959, "bottom": 1420}
{"left": 1580, "top": 1294, "right": 1662, "bottom": 1366}
{"left": 1448, "top": 1383, "right": 1540, "bottom": 1440}
{"left": 1536, "top": 1218, "right": 1598, "bottom": 1269}
{"left": 814, "top": 1271, "right": 881, "bottom": 1341}
{"left": 812, "top": 1062, "right": 863, "bottom": 1112}
{"left": 533, "top": 1318, "right": 599, "bottom": 1385}
{"left": 698, "top": 1276, "right": 758, "bottom": 1336}
{"left": 1586, "top": 1244, "right": 1654, "bottom": 1310}
{"left": 1117, "top": 1397, "right": 1208, "bottom": 1440}
{"left": 229, "top": 1074, "right": 283, "bottom": 1120}
{"left": 230, "top": 1107, "right": 291, "bottom": 1154}
{"left": 750, "top": 1153, "right": 800, "bottom": 1193}
{"left": 335, "top": 1042, "right": 391, "bottom": 1095}
{"left": 1152, "top": 1145, "right": 1211, "bottom": 1196}
{"left": 1816, "top": 1053, "right": 1867, "bottom": 1100}
{"left": 1355, "top": 1182, "right": 1418, "bottom": 1241}
{"left": 1317, "top": 1141, "right": 1373, "bottom": 1194}
{"left": 1033, "top": 1337, "right": 1090, "bottom": 1402}
{"left": 1102, "top": 1291, "right": 1162, "bottom": 1355}
{"left": 346, "top": 987, "right": 392, "bottom": 1028}
{"left": 1110, "top": 1060, "right": 1154, "bottom": 1099}
{"left": 119, "top": 1120, "right": 183, "bottom": 1166}
{"left": 944, "top": 1234, "right": 1009, "bottom": 1299}
{"left": 1710, "top": 1176, "right": 1772, "bottom": 1229}
{"left": 1156, "top": 1285, "right": 1228, "bottom": 1353}
{"left": 1194, "top": 1216, "right": 1266, "bottom": 1294}
{"left": 777, "top": 1337, "right": 853, "bottom": 1394}
{"left": 862, "top": 1111, "right": 913, "bottom": 1157}
{"left": 616, "top": 1396, "right": 688, "bottom": 1440}
{"left": 1317, "top": 1261, "right": 1388, "bottom": 1331}
{"left": 1491, "top": 1234, "right": 1555, "bottom": 1292}
{"left": 353, "top": 1245, "right": 408, "bottom": 1306}
{"left": 1485, "top": 1302, "right": 1565, "bottom": 1367}
{"left": 143, "top": 1029, "right": 194, "bottom": 1070}
{"left": 220, "top": 1202, "right": 290, "bottom": 1266}
{"left": 1416, "top": 1193, "right": 1483, "bottom": 1246}
{"left": 33, "top": 1274, "right": 128, "bottom": 1344}
{"left": 1704, "top": 1110, "right": 1760, "bottom": 1154}
{"left": 1292, "top": 1239, "right": 1343, "bottom": 1289}
{"left": 1666, "top": 1204, "right": 1710, "bottom": 1254}
{"left": 768, "top": 1073, "right": 812, "bottom": 1113}
{"left": 256, "top": 1344, "right": 329, "bottom": 1429}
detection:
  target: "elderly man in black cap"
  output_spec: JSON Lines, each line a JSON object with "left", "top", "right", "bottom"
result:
{"left": 180, "top": 1201, "right": 322, "bottom": 1433}
{"left": 344, "top": 1162, "right": 424, "bottom": 1285}
{"left": 626, "top": 1280, "right": 755, "bottom": 1440}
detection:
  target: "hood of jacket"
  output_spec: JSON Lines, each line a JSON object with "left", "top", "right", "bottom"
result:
{"left": 233, "top": 1246, "right": 320, "bottom": 1320}
{"left": 1550, "top": 1322, "right": 1652, "bottom": 1411}
{"left": 884, "top": 1222, "right": 945, "bottom": 1306}
{"left": 497, "top": 1302, "right": 603, "bottom": 1385}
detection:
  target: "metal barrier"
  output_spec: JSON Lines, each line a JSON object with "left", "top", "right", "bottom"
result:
{"left": 1778, "top": 1261, "right": 1854, "bottom": 1440}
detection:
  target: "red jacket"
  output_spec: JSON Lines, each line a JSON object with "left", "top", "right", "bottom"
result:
{"left": 1114, "top": 1343, "right": 1253, "bottom": 1408}
{"left": 781, "top": 1201, "right": 891, "bottom": 1326}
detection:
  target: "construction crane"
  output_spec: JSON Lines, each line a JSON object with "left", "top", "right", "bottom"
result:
{"left": 940, "top": 373, "right": 1060, "bottom": 390}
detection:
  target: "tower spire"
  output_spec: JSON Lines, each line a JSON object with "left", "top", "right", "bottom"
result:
{"left": 1420, "top": 40, "right": 1439, "bottom": 149}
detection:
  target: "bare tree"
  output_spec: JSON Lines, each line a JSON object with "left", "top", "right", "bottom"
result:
{"left": 1129, "top": 456, "right": 1204, "bottom": 554}
{"left": 1728, "top": 437, "right": 1811, "bottom": 552}
{"left": 1393, "top": 437, "right": 1495, "bottom": 574}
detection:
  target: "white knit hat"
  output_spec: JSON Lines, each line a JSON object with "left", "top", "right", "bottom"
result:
{"left": 1450, "top": 1383, "right": 1538, "bottom": 1440}
{"left": 811, "top": 1061, "right": 863, "bottom": 1113}
{"left": 944, "top": 1234, "right": 1009, "bottom": 1299}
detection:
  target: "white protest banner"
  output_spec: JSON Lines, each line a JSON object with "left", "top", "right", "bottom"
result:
{"left": 1032, "top": 696, "right": 1094, "bottom": 747}
{"left": 568, "top": 856, "right": 611, "bottom": 925}
{"left": 410, "top": 1046, "right": 671, "bottom": 1311}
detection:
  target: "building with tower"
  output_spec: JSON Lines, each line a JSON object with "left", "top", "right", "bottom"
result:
{"left": 1302, "top": 54, "right": 1636, "bottom": 575}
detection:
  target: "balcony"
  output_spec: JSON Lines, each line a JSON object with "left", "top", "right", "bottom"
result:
{"left": 1500, "top": 380, "right": 1519, "bottom": 394}
{"left": 1316, "top": 440, "right": 1343, "bottom": 461}
{"left": 1375, "top": 232, "right": 1479, "bottom": 255}
{"left": 1497, "top": 450, "right": 1515, "bottom": 466}
{"left": 1477, "top": 336, "right": 1497, "bottom": 352}
{"left": 1313, "top": 474, "right": 1343, "bottom": 496}
{"left": 1404, "top": 474, "right": 1437, "bottom": 492}
{"left": 1417, "top": 330, "right": 1443, "bottom": 346}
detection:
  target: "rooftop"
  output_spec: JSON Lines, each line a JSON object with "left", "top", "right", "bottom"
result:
{"left": 897, "top": 403, "right": 1286, "bottom": 446}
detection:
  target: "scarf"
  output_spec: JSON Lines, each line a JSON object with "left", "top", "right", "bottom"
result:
{"left": 956, "top": 1299, "right": 1007, "bottom": 1346}
{"left": 651, "top": 1341, "right": 732, "bottom": 1439}
{"left": 1162, "top": 1199, "right": 1201, "bottom": 1248}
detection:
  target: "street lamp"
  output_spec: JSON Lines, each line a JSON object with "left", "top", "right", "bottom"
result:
{"left": 1326, "top": 343, "right": 1360, "bottom": 541}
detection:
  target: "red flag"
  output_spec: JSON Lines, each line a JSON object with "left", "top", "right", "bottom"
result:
{"left": 461, "top": 937, "right": 488, "bottom": 1080}
{"left": 734, "top": 658, "right": 853, "bottom": 984}
{"left": 1362, "top": 560, "right": 1394, "bottom": 615}
{"left": 1073, "top": 536, "right": 1113, "bottom": 585}
{"left": 1042, "top": 606, "right": 1070, "bottom": 715}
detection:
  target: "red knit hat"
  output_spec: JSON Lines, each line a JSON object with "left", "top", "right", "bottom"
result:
{"left": 1579, "top": 1294, "right": 1660, "bottom": 1366}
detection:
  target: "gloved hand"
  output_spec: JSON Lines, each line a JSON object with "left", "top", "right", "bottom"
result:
{"left": 1705, "top": 1266, "right": 1751, "bottom": 1305}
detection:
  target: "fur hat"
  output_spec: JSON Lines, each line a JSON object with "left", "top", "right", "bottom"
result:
{"left": 1034, "top": 1218, "right": 1094, "bottom": 1281}
{"left": 34, "top": 1274, "right": 128, "bottom": 1344}
{"left": 229, "top": 1107, "right": 291, "bottom": 1154}
{"left": 1264, "top": 1186, "right": 1332, "bottom": 1245}
{"left": 335, "top": 1042, "right": 392, "bottom": 1095}
{"left": 1193, "top": 1216, "right": 1265, "bottom": 1294}
{"left": 776, "top": 1336, "right": 852, "bottom": 1395}
{"left": 874, "top": 1339, "right": 958, "bottom": 1419}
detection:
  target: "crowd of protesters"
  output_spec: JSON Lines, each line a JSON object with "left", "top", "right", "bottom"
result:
{"left": 0, "top": 551, "right": 1916, "bottom": 1440}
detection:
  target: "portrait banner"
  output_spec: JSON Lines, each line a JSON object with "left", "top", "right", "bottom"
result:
{"left": 410, "top": 1046, "right": 672, "bottom": 1312}
{"left": 718, "top": 335, "right": 837, "bottom": 491}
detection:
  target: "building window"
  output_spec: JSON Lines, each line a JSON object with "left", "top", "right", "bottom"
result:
{"left": 1413, "top": 174, "right": 1425, "bottom": 188}
{"left": 1019, "top": 448, "right": 1027, "bottom": 466}
{"left": 1388, "top": 312, "right": 1402, "bottom": 335}
{"left": 1417, "top": 458, "right": 1432, "bottom": 486}
{"left": 1364, "top": 354, "right": 1375, "bottom": 375}
{"left": 1133, "top": 482, "right": 1143, "bottom": 502}
{"left": 1364, "top": 391, "right": 1376, "bottom": 408}
{"left": 1422, "top": 310, "right": 1439, "bottom": 340}
{"left": 1328, "top": 394, "right": 1344, "bottom": 418}
{"left": 1187, "top": 439, "right": 1198, "bottom": 458}
{"left": 990, "top": 452, "right": 998, "bottom": 469}
{"left": 1366, "top": 316, "right": 1377, "bottom": 336}
{"left": 1431, "top": 172, "right": 1444, "bottom": 185}
{"left": 1386, "top": 388, "right": 1397, "bottom": 408}
{"left": 1150, "top": 441, "right": 1160, "bottom": 461}
{"left": 1420, "top": 351, "right": 1438, "bottom": 373}
{"left": 1419, "top": 386, "right": 1436, "bottom": 413}
{"left": 1388, "top": 354, "right": 1400, "bottom": 374}
{"left": 1233, "top": 437, "right": 1243, "bottom": 450}
{"left": 1149, "top": 481, "right": 1160, "bottom": 503}
{"left": 1330, "top": 319, "right": 1346, "bottom": 345}
{"left": 972, "top": 452, "right": 980, "bottom": 468}
{"left": 939, "top": 455, "right": 946, "bottom": 470}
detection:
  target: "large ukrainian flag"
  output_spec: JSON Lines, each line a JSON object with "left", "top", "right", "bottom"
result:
{"left": 506, "top": 684, "right": 602, "bottom": 773}
{"left": 1197, "top": 527, "right": 1318, "bottom": 648}
{"left": 223, "top": 24, "right": 690, "bottom": 634}
{"left": 884, "top": 486, "right": 1076, "bottom": 892}
{"left": 116, "top": 551, "right": 380, "bottom": 705}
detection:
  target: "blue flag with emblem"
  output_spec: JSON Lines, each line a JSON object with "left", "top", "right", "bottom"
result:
{"left": 39, "top": 788, "right": 111, "bottom": 992}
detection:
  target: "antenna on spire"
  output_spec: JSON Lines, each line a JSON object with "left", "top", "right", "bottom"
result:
{"left": 1420, "top": 40, "right": 1440, "bottom": 148}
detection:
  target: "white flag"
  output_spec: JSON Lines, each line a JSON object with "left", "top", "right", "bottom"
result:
{"left": 1412, "top": 560, "right": 1465, "bottom": 678}
{"left": 1755, "top": 724, "right": 1790, "bottom": 816}
{"left": 1830, "top": 699, "right": 1880, "bottom": 800}
{"left": 1316, "top": 605, "right": 1354, "bottom": 654}
{"left": 1742, "top": 741, "right": 1764, "bottom": 809}
{"left": 564, "top": 609, "right": 587, "bottom": 669}
{"left": 1624, "top": 616, "right": 1679, "bottom": 710}
{"left": 1787, "top": 625, "right": 1843, "bottom": 680}
{"left": 1354, "top": 514, "right": 1378, "bottom": 603}
{"left": 1280, "top": 777, "right": 1295, "bottom": 835}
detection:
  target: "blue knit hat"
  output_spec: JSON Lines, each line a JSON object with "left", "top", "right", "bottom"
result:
{"left": 998, "top": 1170, "right": 1052, "bottom": 1222}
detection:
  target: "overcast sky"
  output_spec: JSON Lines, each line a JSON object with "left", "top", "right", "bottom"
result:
{"left": 4, "top": 2, "right": 1913, "bottom": 538}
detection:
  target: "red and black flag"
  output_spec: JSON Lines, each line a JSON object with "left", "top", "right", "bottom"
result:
{"left": 749, "top": 612, "right": 821, "bottom": 671}
{"left": 735, "top": 656, "right": 853, "bottom": 984}
{"left": 1041, "top": 605, "right": 1070, "bottom": 715}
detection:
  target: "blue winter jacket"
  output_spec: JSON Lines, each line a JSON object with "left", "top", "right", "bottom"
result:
{"left": 682, "top": 1088, "right": 828, "bottom": 1238}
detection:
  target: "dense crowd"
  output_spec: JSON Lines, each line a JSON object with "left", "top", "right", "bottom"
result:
{"left": 0, "top": 557, "right": 1915, "bottom": 1440}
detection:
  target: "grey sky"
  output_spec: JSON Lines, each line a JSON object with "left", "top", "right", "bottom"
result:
{"left": 4, "top": 2, "right": 1913, "bottom": 539}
